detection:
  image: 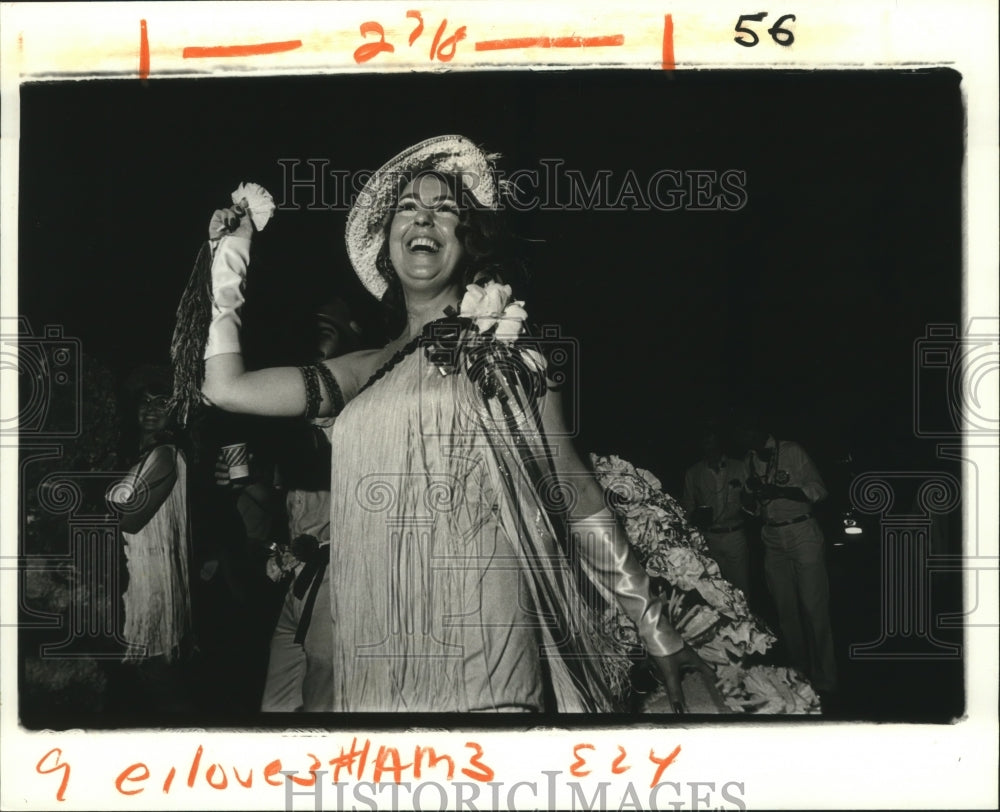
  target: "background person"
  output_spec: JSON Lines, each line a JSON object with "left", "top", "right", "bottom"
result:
{"left": 108, "top": 368, "right": 193, "bottom": 712}
{"left": 736, "top": 415, "right": 838, "bottom": 697}
{"left": 680, "top": 426, "right": 750, "bottom": 597}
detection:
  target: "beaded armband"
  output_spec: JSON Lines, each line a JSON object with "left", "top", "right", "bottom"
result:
{"left": 298, "top": 365, "right": 321, "bottom": 420}
{"left": 314, "top": 362, "right": 345, "bottom": 417}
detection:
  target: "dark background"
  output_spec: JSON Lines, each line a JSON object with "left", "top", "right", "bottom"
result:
{"left": 18, "top": 69, "right": 963, "bottom": 487}
{"left": 18, "top": 69, "right": 966, "bottom": 724}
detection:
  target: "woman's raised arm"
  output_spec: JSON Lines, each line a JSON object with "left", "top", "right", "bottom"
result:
{"left": 204, "top": 354, "right": 305, "bottom": 417}
{"left": 197, "top": 205, "right": 356, "bottom": 418}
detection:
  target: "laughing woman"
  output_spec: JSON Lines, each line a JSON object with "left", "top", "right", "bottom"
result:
{"left": 196, "top": 135, "right": 712, "bottom": 713}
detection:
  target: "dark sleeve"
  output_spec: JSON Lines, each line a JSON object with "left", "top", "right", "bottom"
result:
{"left": 680, "top": 466, "right": 697, "bottom": 515}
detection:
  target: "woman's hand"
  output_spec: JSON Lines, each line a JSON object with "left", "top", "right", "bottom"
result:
{"left": 208, "top": 201, "right": 252, "bottom": 241}
{"left": 652, "top": 644, "right": 721, "bottom": 713}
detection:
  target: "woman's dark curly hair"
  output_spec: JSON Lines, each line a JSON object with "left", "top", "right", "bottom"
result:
{"left": 120, "top": 364, "right": 185, "bottom": 458}
{"left": 373, "top": 169, "right": 526, "bottom": 336}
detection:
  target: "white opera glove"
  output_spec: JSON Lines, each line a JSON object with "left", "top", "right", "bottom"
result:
{"left": 569, "top": 508, "right": 684, "bottom": 656}
{"left": 203, "top": 183, "right": 275, "bottom": 360}
{"left": 203, "top": 233, "right": 251, "bottom": 359}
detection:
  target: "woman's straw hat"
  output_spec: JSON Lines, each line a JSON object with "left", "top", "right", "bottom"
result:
{"left": 345, "top": 134, "right": 500, "bottom": 299}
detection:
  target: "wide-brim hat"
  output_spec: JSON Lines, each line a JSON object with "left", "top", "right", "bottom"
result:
{"left": 345, "top": 134, "right": 500, "bottom": 299}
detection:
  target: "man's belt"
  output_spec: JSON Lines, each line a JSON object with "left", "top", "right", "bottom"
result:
{"left": 292, "top": 539, "right": 330, "bottom": 645}
{"left": 765, "top": 514, "right": 811, "bottom": 528}
{"left": 707, "top": 523, "right": 745, "bottom": 533}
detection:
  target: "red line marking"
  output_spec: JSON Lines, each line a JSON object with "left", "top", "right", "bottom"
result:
{"left": 182, "top": 40, "right": 302, "bottom": 59}
{"left": 552, "top": 35, "right": 624, "bottom": 48}
{"left": 139, "top": 19, "right": 150, "bottom": 80}
{"left": 476, "top": 37, "right": 546, "bottom": 51}
{"left": 662, "top": 14, "right": 675, "bottom": 70}
{"left": 475, "top": 34, "right": 623, "bottom": 51}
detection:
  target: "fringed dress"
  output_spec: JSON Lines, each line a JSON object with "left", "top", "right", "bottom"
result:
{"left": 327, "top": 347, "right": 651, "bottom": 713}
{"left": 325, "top": 340, "right": 822, "bottom": 715}
{"left": 121, "top": 447, "right": 192, "bottom": 662}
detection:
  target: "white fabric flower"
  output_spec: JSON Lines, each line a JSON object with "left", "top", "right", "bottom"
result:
{"left": 495, "top": 300, "right": 528, "bottom": 343}
{"left": 460, "top": 281, "right": 513, "bottom": 332}
{"left": 231, "top": 182, "right": 276, "bottom": 232}
{"left": 459, "top": 283, "right": 487, "bottom": 319}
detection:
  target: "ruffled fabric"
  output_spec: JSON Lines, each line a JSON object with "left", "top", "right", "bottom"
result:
{"left": 592, "top": 454, "right": 821, "bottom": 714}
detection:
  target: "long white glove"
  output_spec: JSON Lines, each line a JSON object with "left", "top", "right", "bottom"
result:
{"left": 569, "top": 507, "right": 684, "bottom": 656}
{"left": 203, "top": 232, "right": 251, "bottom": 359}
{"left": 202, "top": 182, "right": 275, "bottom": 360}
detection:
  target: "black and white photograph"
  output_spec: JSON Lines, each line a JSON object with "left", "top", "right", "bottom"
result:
{"left": 2, "top": 3, "right": 997, "bottom": 809}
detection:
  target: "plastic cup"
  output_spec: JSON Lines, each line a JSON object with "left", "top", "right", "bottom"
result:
{"left": 221, "top": 443, "right": 250, "bottom": 482}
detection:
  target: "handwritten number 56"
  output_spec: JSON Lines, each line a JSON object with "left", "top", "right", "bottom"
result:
{"left": 734, "top": 12, "right": 796, "bottom": 47}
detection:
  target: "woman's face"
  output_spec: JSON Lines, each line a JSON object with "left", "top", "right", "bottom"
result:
{"left": 388, "top": 173, "right": 464, "bottom": 296}
{"left": 137, "top": 390, "right": 169, "bottom": 434}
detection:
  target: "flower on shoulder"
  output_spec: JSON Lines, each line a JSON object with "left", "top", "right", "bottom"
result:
{"left": 460, "top": 281, "right": 528, "bottom": 342}
{"left": 495, "top": 300, "right": 528, "bottom": 343}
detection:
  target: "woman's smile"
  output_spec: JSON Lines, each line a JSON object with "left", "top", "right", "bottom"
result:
{"left": 389, "top": 174, "right": 464, "bottom": 289}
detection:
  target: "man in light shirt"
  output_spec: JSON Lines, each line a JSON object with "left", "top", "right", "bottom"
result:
{"left": 681, "top": 428, "right": 750, "bottom": 598}
{"left": 736, "top": 418, "right": 838, "bottom": 695}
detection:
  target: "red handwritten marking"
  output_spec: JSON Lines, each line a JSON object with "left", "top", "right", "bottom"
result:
{"left": 414, "top": 746, "right": 455, "bottom": 780}
{"left": 648, "top": 745, "right": 682, "bottom": 787}
{"left": 407, "top": 10, "right": 425, "bottom": 45}
{"left": 36, "top": 748, "right": 71, "bottom": 802}
{"left": 611, "top": 745, "right": 631, "bottom": 775}
{"left": 263, "top": 759, "right": 284, "bottom": 787}
{"left": 474, "top": 34, "right": 623, "bottom": 51}
{"left": 115, "top": 763, "right": 150, "bottom": 796}
{"left": 353, "top": 22, "right": 395, "bottom": 63}
{"left": 461, "top": 742, "right": 494, "bottom": 782}
{"left": 373, "top": 747, "right": 412, "bottom": 784}
{"left": 329, "top": 737, "right": 371, "bottom": 782}
{"left": 206, "top": 764, "right": 228, "bottom": 790}
{"left": 551, "top": 35, "right": 623, "bottom": 47}
{"left": 162, "top": 767, "right": 176, "bottom": 793}
{"left": 570, "top": 743, "right": 595, "bottom": 777}
{"left": 187, "top": 745, "right": 203, "bottom": 788}
{"left": 139, "top": 20, "right": 150, "bottom": 80}
{"left": 430, "top": 19, "right": 467, "bottom": 61}
{"left": 290, "top": 755, "right": 322, "bottom": 787}
{"left": 182, "top": 40, "right": 302, "bottom": 59}
{"left": 662, "top": 14, "right": 675, "bottom": 70}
